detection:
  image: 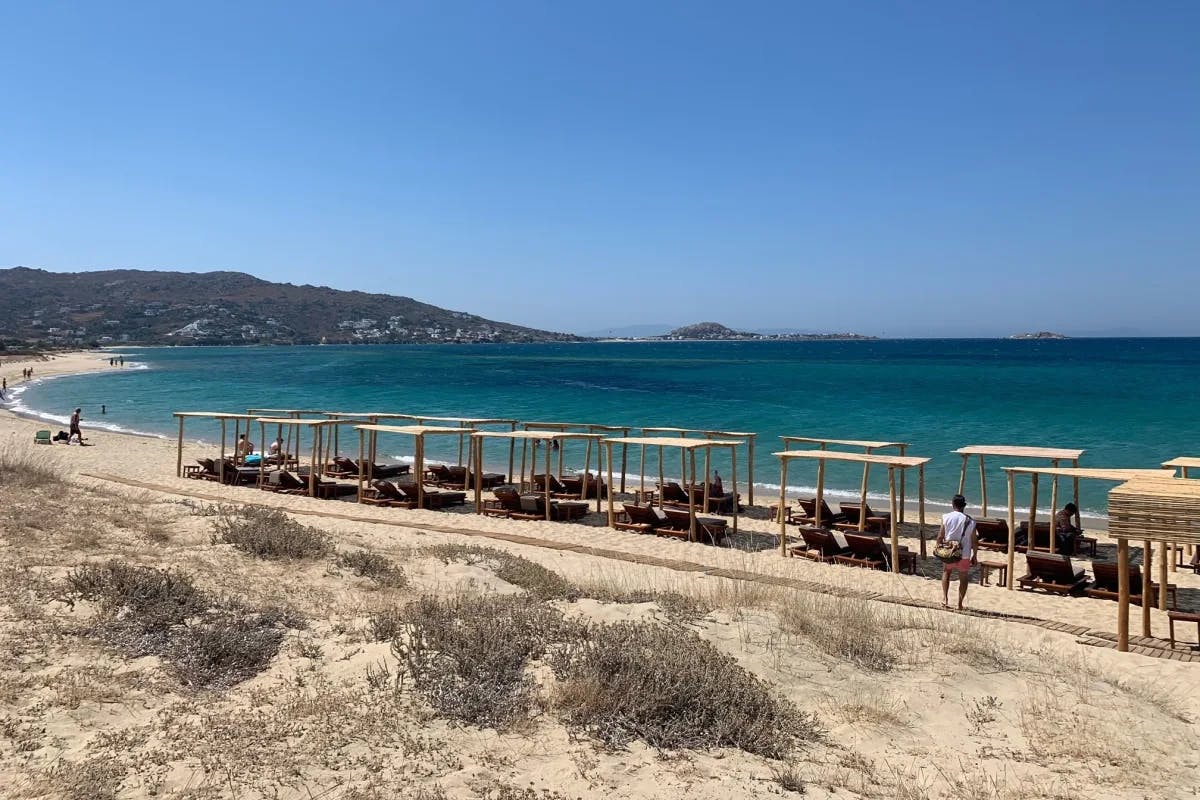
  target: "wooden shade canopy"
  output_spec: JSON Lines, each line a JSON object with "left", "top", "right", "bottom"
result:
{"left": 1000, "top": 466, "right": 1167, "bottom": 590}
{"left": 781, "top": 436, "right": 911, "bottom": 523}
{"left": 354, "top": 424, "right": 476, "bottom": 506}
{"left": 1108, "top": 477, "right": 1200, "bottom": 651}
{"left": 524, "top": 421, "right": 633, "bottom": 492}
{"left": 252, "top": 418, "right": 342, "bottom": 497}
{"left": 639, "top": 427, "right": 757, "bottom": 505}
{"left": 774, "top": 449, "right": 931, "bottom": 570}
{"left": 327, "top": 412, "right": 518, "bottom": 478}
{"left": 470, "top": 430, "right": 607, "bottom": 520}
{"left": 953, "top": 445, "right": 1085, "bottom": 519}
{"left": 1162, "top": 457, "right": 1200, "bottom": 477}
{"left": 603, "top": 437, "right": 742, "bottom": 540}
{"left": 172, "top": 412, "right": 260, "bottom": 482}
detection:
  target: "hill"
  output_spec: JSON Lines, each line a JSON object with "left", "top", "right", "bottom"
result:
{"left": 0, "top": 267, "right": 582, "bottom": 346}
{"left": 662, "top": 321, "right": 876, "bottom": 341}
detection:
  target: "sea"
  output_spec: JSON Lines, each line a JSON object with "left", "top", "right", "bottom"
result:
{"left": 10, "top": 339, "right": 1200, "bottom": 519}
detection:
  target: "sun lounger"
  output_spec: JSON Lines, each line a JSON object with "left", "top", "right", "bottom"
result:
{"left": 792, "top": 527, "right": 852, "bottom": 562}
{"left": 519, "top": 494, "right": 590, "bottom": 522}
{"left": 615, "top": 503, "right": 670, "bottom": 534}
{"left": 391, "top": 479, "right": 466, "bottom": 509}
{"left": 796, "top": 498, "right": 848, "bottom": 526}
{"left": 973, "top": 518, "right": 1015, "bottom": 552}
{"left": 660, "top": 507, "right": 728, "bottom": 546}
{"left": 361, "top": 479, "right": 417, "bottom": 508}
{"left": 838, "top": 502, "right": 891, "bottom": 534}
{"left": 533, "top": 474, "right": 581, "bottom": 499}
{"left": 1017, "top": 552, "right": 1089, "bottom": 595}
{"left": 833, "top": 533, "right": 914, "bottom": 573}
{"left": 34, "top": 430, "right": 51, "bottom": 445}
{"left": 266, "top": 469, "right": 349, "bottom": 498}
{"left": 468, "top": 469, "right": 507, "bottom": 490}
{"left": 1086, "top": 561, "right": 1177, "bottom": 609}
{"left": 657, "top": 481, "right": 691, "bottom": 507}
{"left": 686, "top": 484, "right": 740, "bottom": 514}
{"left": 561, "top": 473, "right": 608, "bottom": 499}
{"left": 483, "top": 487, "right": 524, "bottom": 518}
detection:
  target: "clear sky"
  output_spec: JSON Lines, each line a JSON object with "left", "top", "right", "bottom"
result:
{"left": 3, "top": 2, "right": 1198, "bottom": 337}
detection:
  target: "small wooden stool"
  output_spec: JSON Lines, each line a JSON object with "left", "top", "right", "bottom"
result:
{"left": 1168, "top": 611, "right": 1200, "bottom": 650}
{"left": 978, "top": 560, "right": 1008, "bottom": 587}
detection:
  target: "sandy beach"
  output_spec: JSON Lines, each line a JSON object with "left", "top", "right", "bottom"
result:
{"left": 2, "top": 353, "right": 1198, "bottom": 799}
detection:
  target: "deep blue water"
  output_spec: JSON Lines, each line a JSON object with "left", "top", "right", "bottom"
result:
{"left": 12, "top": 339, "right": 1200, "bottom": 516}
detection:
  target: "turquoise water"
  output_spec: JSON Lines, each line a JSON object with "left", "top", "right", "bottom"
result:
{"left": 12, "top": 340, "right": 1200, "bottom": 516}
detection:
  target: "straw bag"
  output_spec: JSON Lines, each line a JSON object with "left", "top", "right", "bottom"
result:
{"left": 933, "top": 538, "right": 962, "bottom": 563}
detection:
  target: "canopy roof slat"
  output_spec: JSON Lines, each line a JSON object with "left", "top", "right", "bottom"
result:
{"left": 1002, "top": 467, "right": 1167, "bottom": 481}
{"left": 782, "top": 438, "right": 902, "bottom": 450}
{"left": 254, "top": 418, "right": 339, "bottom": 426}
{"left": 523, "top": 421, "right": 631, "bottom": 431}
{"left": 954, "top": 445, "right": 1085, "bottom": 460}
{"left": 1163, "top": 457, "right": 1200, "bottom": 470}
{"left": 641, "top": 426, "right": 756, "bottom": 437}
{"left": 174, "top": 412, "right": 259, "bottom": 419}
{"left": 473, "top": 430, "right": 605, "bottom": 441}
{"left": 606, "top": 436, "right": 743, "bottom": 449}
{"left": 1109, "top": 478, "right": 1200, "bottom": 545}
{"left": 772, "top": 449, "right": 930, "bottom": 468}
{"left": 355, "top": 424, "right": 474, "bottom": 436}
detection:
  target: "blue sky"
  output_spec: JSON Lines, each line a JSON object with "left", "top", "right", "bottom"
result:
{"left": 2, "top": 2, "right": 1198, "bottom": 336}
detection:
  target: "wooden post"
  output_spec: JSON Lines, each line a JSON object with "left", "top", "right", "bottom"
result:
{"left": 1158, "top": 541, "right": 1169, "bottom": 611}
{"left": 357, "top": 429, "right": 365, "bottom": 503}
{"left": 778, "top": 456, "right": 788, "bottom": 556}
{"left": 888, "top": 467, "right": 900, "bottom": 573}
{"left": 474, "top": 436, "right": 483, "bottom": 513}
{"left": 1142, "top": 541, "right": 1152, "bottom": 637}
{"left": 815, "top": 459, "right": 826, "bottom": 528}
{"left": 1117, "top": 538, "right": 1130, "bottom": 652}
{"left": 688, "top": 448, "right": 697, "bottom": 543}
{"left": 595, "top": 440, "right": 604, "bottom": 514}
{"left": 978, "top": 454, "right": 988, "bottom": 517}
{"left": 639, "top": 442, "right": 646, "bottom": 496}
{"left": 1072, "top": 457, "right": 1080, "bottom": 531}
{"left": 176, "top": 416, "right": 185, "bottom": 478}
{"left": 582, "top": 437, "right": 594, "bottom": 509}
{"left": 258, "top": 421, "right": 266, "bottom": 486}
{"left": 858, "top": 450, "right": 871, "bottom": 532}
{"left": 544, "top": 442, "right": 552, "bottom": 521}
{"left": 898, "top": 443, "right": 907, "bottom": 523}
{"left": 415, "top": 435, "right": 425, "bottom": 508}
{"left": 702, "top": 447, "right": 711, "bottom": 514}
{"left": 747, "top": 435, "right": 755, "bottom": 507}
{"left": 218, "top": 418, "right": 227, "bottom": 484}
{"left": 657, "top": 446, "right": 664, "bottom": 508}
{"left": 729, "top": 444, "right": 738, "bottom": 535}
{"left": 605, "top": 442, "right": 616, "bottom": 528}
{"left": 958, "top": 453, "right": 969, "bottom": 495}
{"left": 519, "top": 439, "right": 528, "bottom": 493}
{"left": 620, "top": 434, "right": 628, "bottom": 494}
{"left": 1048, "top": 465, "right": 1059, "bottom": 555}
{"left": 1028, "top": 474, "right": 1039, "bottom": 555}
{"left": 309, "top": 425, "right": 319, "bottom": 497}
{"left": 918, "top": 464, "right": 927, "bottom": 559}
{"left": 556, "top": 434, "right": 565, "bottom": 479}
{"left": 1006, "top": 471, "right": 1017, "bottom": 590}
{"left": 508, "top": 422, "right": 516, "bottom": 487}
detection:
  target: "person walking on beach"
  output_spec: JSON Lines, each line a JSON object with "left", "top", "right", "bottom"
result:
{"left": 937, "top": 494, "right": 978, "bottom": 610}
{"left": 69, "top": 407, "right": 83, "bottom": 443}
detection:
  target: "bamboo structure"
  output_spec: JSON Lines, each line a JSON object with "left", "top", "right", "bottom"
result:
{"left": 603, "top": 437, "right": 742, "bottom": 540}
{"left": 253, "top": 418, "right": 340, "bottom": 497}
{"left": 640, "top": 427, "right": 757, "bottom": 505}
{"left": 773, "top": 450, "right": 930, "bottom": 571}
{"left": 173, "top": 412, "right": 259, "bottom": 483}
{"left": 353, "top": 424, "right": 476, "bottom": 506}
{"left": 523, "top": 422, "right": 632, "bottom": 492}
{"left": 1108, "top": 477, "right": 1200, "bottom": 652}
{"left": 780, "top": 436, "right": 910, "bottom": 525}
{"left": 953, "top": 445, "right": 1085, "bottom": 519}
{"left": 470, "top": 431, "right": 607, "bottom": 520}
{"left": 1000, "top": 466, "right": 1168, "bottom": 591}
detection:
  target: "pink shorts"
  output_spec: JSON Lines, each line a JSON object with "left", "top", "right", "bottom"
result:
{"left": 943, "top": 558, "right": 972, "bottom": 574}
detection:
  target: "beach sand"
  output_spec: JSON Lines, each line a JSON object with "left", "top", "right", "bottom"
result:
{"left": 1, "top": 353, "right": 1198, "bottom": 798}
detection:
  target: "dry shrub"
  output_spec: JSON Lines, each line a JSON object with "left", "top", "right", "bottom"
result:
{"left": 337, "top": 549, "right": 407, "bottom": 588}
{"left": 550, "top": 622, "right": 821, "bottom": 758}
{"left": 62, "top": 560, "right": 300, "bottom": 689}
{"left": 368, "top": 607, "right": 405, "bottom": 641}
{"left": 0, "top": 446, "right": 63, "bottom": 489}
{"left": 212, "top": 506, "right": 332, "bottom": 560}
{"left": 776, "top": 592, "right": 896, "bottom": 671}
{"left": 393, "top": 594, "right": 568, "bottom": 728}
{"left": 576, "top": 585, "right": 711, "bottom": 624}
{"left": 424, "top": 544, "right": 575, "bottom": 600}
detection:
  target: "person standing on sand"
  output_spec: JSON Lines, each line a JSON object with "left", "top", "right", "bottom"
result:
{"left": 69, "top": 407, "right": 83, "bottom": 443}
{"left": 937, "top": 494, "right": 978, "bottom": 610}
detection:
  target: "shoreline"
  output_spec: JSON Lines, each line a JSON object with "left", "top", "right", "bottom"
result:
{"left": 0, "top": 350, "right": 1112, "bottom": 525}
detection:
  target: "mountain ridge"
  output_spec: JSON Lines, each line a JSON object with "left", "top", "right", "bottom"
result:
{"left": 0, "top": 267, "right": 583, "bottom": 346}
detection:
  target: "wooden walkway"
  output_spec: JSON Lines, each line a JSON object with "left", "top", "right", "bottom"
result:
{"left": 82, "top": 473, "right": 1200, "bottom": 664}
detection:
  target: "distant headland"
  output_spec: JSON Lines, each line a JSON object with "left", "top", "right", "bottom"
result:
{"left": 1008, "top": 331, "right": 1069, "bottom": 340}
{"left": 615, "top": 322, "right": 876, "bottom": 342}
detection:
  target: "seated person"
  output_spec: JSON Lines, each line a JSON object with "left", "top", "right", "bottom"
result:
{"left": 1054, "top": 502, "right": 1081, "bottom": 555}
{"left": 236, "top": 434, "right": 255, "bottom": 458}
